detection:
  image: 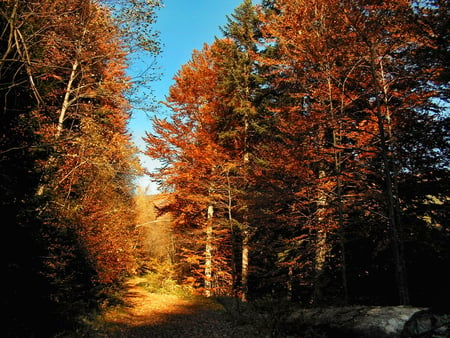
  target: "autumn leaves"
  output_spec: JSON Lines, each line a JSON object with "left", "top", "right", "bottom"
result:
{"left": 1, "top": 0, "right": 160, "bottom": 334}
{"left": 145, "top": 0, "right": 450, "bottom": 306}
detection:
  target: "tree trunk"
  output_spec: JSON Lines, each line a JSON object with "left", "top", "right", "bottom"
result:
{"left": 226, "top": 170, "right": 239, "bottom": 298}
{"left": 313, "top": 154, "right": 329, "bottom": 304}
{"left": 205, "top": 204, "right": 214, "bottom": 297}
{"left": 56, "top": 59, "right": 79, "bottom": 139}
{"left": 241, "top": 113, "right": 250, "bottom": 302}
{"left": 369, "top": 46, "right": 409, "bottom": 305}
{"left": 241, "top": 229, "right": 249, "bottom": 302}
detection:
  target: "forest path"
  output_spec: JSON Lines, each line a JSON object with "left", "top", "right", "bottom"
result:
{"left": 101, "top": 277, "right": 260, "bottom": 337}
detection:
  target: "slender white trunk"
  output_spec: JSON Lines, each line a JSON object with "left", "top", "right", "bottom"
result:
{"left": 313, "top": 122, "right": 328, "bottom": 303}
{"left": 205, "top": 204, "right": 214, "bottom": 297}
{"left": 314, "top": 168, "right": 328, "bottom": 303}
{"left": 226, "top": 170, "right": 239, "bottom": 296}
{"left": 241, "top": 229, "right": 249, "bottom": 302}
{"left": 241, "top": 114, "right": 250, "bottom": 302}
{"left": 56, "top": 60, "right": 79, "bottom": 139}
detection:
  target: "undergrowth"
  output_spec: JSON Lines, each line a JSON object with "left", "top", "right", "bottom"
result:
{"left": 135, "top": 272, "right": 193, "bottom": 297}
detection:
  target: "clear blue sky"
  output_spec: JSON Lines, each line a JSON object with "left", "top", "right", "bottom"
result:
{"left": 128, "top": 0, "right": 247, "bottom": 193}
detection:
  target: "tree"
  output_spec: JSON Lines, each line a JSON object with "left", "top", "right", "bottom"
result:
{"left": 145, "top": 1, "right": 272, "bottom": 300}
{"left": 215, "top": 0, "right": 267, "bottom": 301}
{"left": 1, "top": 0, "right": 160, "bottom": 334}
{"left": 145, "top": 43, "right": 236, "bottom": 296}
{"left": 258, "top": 0, "right": 364, "bottom": 304}
{"left": 144, "top": 0, "right": 449, "bottom": 310}
{"left": 258, "top": 0, "right": 450, "bottom": 306}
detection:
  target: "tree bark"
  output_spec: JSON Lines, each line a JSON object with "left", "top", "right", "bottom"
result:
{"left": 368, "top": 46, "right": 409, "bottom": 305}
{"left": 205, "top": 204, "right": 214, "bottom": 297}
{"left": 56, "top": 59, "right": 79, "bottom": 139}
{"left": 241, "top": 228, "right": 249, "bottom": 302}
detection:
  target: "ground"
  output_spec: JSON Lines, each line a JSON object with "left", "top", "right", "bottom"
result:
{"left": 98, "top": 277, "right": 262, "bottom": 337}
{"left": 90, "top": 278, "right": 450, "bottom": 337}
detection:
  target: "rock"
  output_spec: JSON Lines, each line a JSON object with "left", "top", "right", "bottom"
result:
{"left": 282, "top": 306, "right": 449, "bottom": 337}
{"left": 402, "top": 310, "right": 449, "bottom": 337}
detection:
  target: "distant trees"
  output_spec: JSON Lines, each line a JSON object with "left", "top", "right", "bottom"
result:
{"left": 1, "top": 0, "right": 160, "bottom": 335}
{"left": 145, "top": 0, "right": 450, "bottom": 310}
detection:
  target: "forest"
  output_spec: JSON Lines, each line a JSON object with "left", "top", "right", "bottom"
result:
{"left": 1, "top": 0, "right": 449, "bottom": 336}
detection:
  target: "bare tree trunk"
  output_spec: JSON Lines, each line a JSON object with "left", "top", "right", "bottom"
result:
{"left": 226, "top": 170, "right": 239, "bottom": 298}
{"left": 313, "top": 167, "right": 328, "bottom": 304}
{"left": 335, "top": 161, "right": 349, "bottom": 304}
{"left": 241, "top": 115, "right": 250, "bottom": 302}
{"left": 56, "top": 59, "right": 79, "bottom": 139}
{"left": 241, "top": 229, "right": 249, "bottom": 302}
{"left": 369, "top": 46, "right": 409, "bottom": 305}
{"left": 205, "top": 204, "right": 214, "bottom": 297}
{"left": 329, "top": 69, "right": 349, "bottom": 304}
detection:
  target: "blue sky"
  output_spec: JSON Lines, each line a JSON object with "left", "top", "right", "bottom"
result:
{"left": 128, "top": 0, "right": 247, "bottom": 193}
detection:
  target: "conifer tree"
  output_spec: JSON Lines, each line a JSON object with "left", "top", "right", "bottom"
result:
{"left": 215, "top": 0, "right": 265, "bottom": 301}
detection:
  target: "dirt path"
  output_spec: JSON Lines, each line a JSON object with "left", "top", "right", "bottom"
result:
{"left": 100, "top": 278, "right": 261, "bottom": 337}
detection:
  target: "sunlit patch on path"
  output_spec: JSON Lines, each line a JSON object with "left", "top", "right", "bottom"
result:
{"left": 101, "top": 277, "right": 258, "bottom": 337}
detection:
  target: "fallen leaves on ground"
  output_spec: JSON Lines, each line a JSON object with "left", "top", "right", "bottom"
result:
{"left": 100, "top": 277, "right": 262, "bottom": 337}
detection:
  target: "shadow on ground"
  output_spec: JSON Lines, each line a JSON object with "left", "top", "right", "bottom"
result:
{"left": 102, "top": 294, "right": 263, "bottom": 338}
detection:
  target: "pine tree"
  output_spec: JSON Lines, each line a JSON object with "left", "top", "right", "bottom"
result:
{"left": 215, "top": 0, "right": 265, "bottom": 301}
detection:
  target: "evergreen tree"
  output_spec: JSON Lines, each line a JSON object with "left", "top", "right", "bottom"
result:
{"left": 215, "top": 0, "right": 266, "bottom": 301}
